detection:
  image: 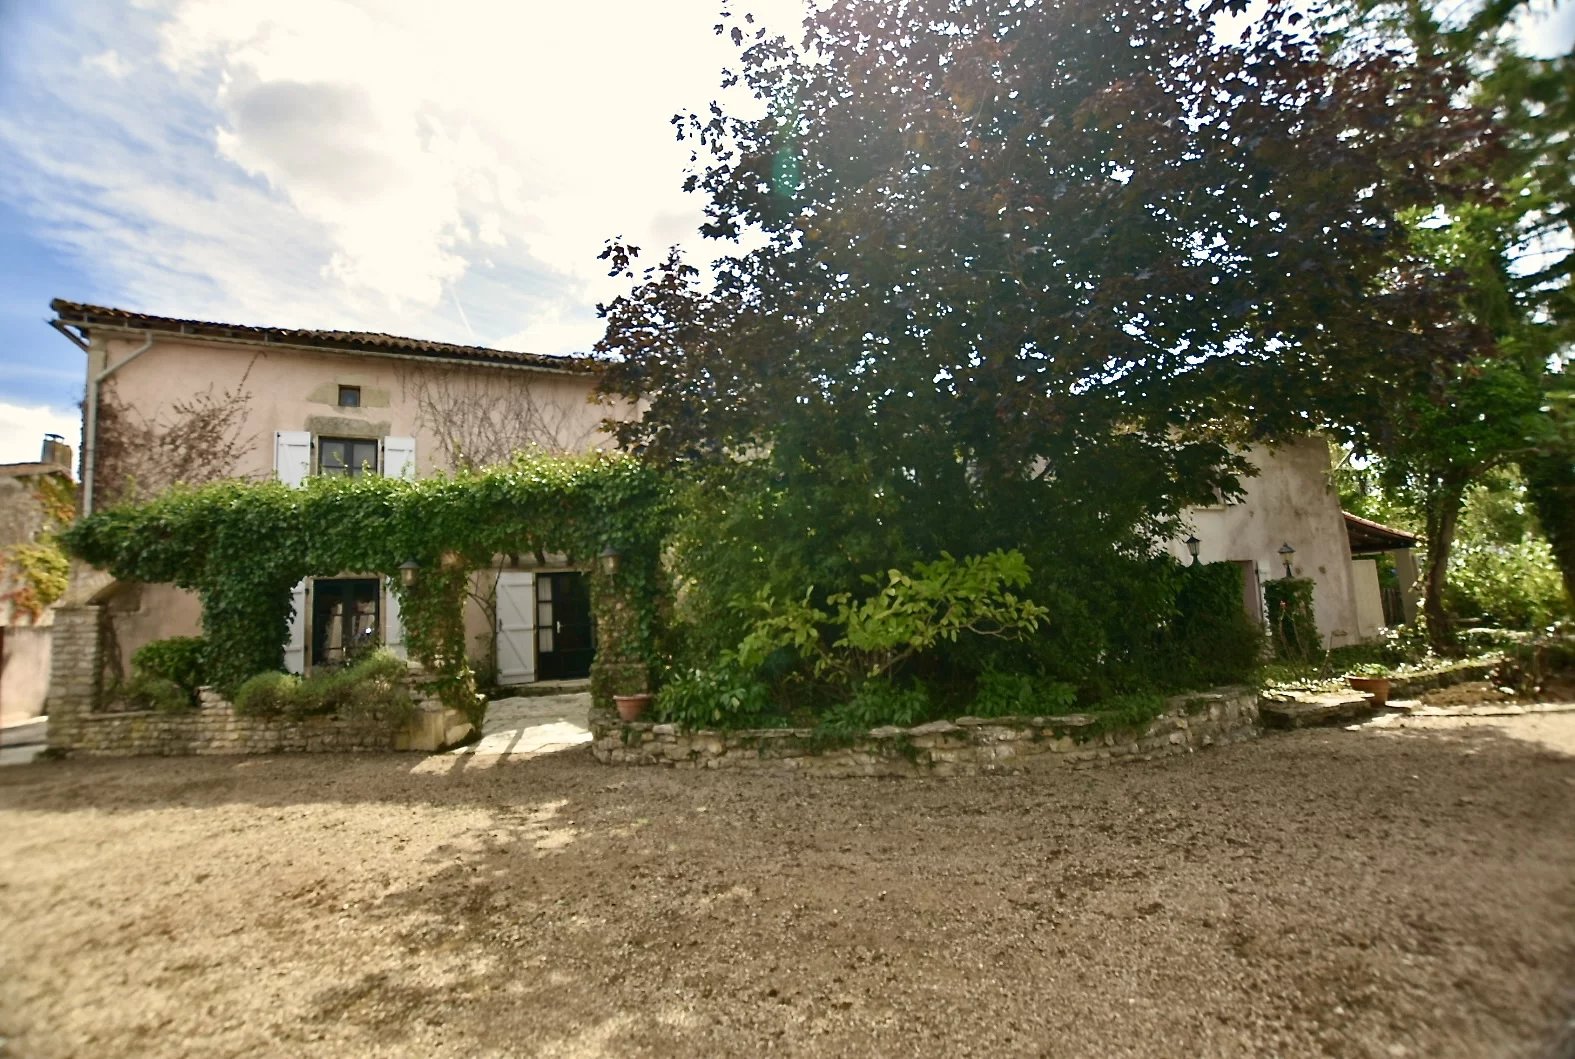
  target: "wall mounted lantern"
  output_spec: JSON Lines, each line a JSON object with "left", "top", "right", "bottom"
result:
{"left": 1278, "top": 542, "right": 1296, "bottom": 579}
{"left": 1184, "top": 534, "right": 1201, "bottom": 566}
{"left": 598, "top": 546, "right": 622, "bottom": 577}
{"left": 398, "top": 559, "right": 422, "bottom": 589}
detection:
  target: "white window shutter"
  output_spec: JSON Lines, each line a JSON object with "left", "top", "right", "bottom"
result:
{"left": 275, "top": 431, "right": 312, "bottom": 487}
{"left": 495, "top": 571, "right": 537, "bottom": 685}
{"left": 384, "top": 578, "right": 407, "bottom": 660}
{"left": 284, "top": 580, "right": 308, "bottom": 674}
{"left": 381, "top": 436, "right": 416, "bottom": 480}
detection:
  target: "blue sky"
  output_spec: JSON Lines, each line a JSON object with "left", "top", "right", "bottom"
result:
{"left": 0, "top": 0, "right": 1569, "bottom": 466}
{"left": 0, "top": 0, "right": 802, "bottom": 463}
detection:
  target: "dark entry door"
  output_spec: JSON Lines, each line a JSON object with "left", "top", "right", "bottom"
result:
{"left": 536, "top": 572, "right": 595, "bottom": 680}
{"left": 310, "top": 577, "right": 381, "bottom": 669}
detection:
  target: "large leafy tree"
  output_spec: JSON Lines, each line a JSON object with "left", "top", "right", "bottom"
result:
{"left": 1320, "top": 0, "right": 1571, "bottom": 643}
{"left": 596, "top": 0, "right": 1486, "bottom": 677}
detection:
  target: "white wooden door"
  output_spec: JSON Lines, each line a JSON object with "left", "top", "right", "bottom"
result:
{"left": 284, "top": 579, "right": 308, "bottom": 674}
{"left": 496, "top": 571, "right": 537, "bottom": 685}
{"left": 384, "top": 578, "right": 406, "bottom": 660}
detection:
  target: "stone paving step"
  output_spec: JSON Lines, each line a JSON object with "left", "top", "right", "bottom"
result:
{"left": 1259, "top": 691, "right": 1390, "bottom": 730}
{"left": 498, "top": 679, "right": 591, "bottom": 699}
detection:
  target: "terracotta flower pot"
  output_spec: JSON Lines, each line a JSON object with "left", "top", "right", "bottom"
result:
{"left": 1346, "top": 676, "right": 1391, "bottom": 707}
{"left": 613, "top": 693, "right": 653, "bottom": 722}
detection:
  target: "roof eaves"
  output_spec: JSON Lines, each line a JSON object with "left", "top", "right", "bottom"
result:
{"left": 49, "top": 299, "right": 601, "bottom": 376}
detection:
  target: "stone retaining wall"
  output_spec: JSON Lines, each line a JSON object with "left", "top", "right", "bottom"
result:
{"left": 44, "top": 604, "right": 473, "bottom": 758}
{"left": 590, "top": 687, "right": 1259, "bottom": 777}
{"left": 1387, "top": 659, "right": 1499, "bottom": 698}
{"left": 51, "top": 702, "right": 398, "bottom": 757}
{"left": 48, "top": 690, "right": 472, "bottom": 758}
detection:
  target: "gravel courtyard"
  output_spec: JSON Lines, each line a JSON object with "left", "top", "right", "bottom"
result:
{"left": 2, "top": 709, "right": 1573, "bottom": 1058}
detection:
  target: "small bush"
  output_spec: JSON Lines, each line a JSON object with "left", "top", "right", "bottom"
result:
{"left": 121, "top": 673, "right": 192, "bottom": 714}
{"left": 656, "top": 666, "right": 774, "bottom": 730}
{"left": 1085, "top": 690, "right": 1166, "bottom": 735}
{"left": 819, "top": 680, "right": 932, "bottom": 732}
{"left": 231, "top": 651, "right": 411, "bottom": 722}
{"left": 1447, "top": 535, "right": 1570, "bottom": 631}
{"left": 1265, "top": 577, "right": 1321, "bottom": 661}
{"left": 233, "top": 671, "right": 299, "bottom": 717}
{"left": 132, "top": 636, "right": 207, "bottom": 700}
{"left": 971, "top": 670, "right": 1077, "bottom": 717}
{"left": 336, "top": 650, "right": 414, "bottom": 724}
{"left": 1170, "top": 563, "right": 1264, "bottom": 686}
{"left": 289, "top": 668, "right": 349, "bottom": 718}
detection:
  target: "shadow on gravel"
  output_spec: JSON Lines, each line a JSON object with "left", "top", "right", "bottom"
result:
{"left": 1, "top": 720, "right": 1573, "bottom": 1056}
{"left": 0, "top": 719, "right": 1571, "bottom": 820}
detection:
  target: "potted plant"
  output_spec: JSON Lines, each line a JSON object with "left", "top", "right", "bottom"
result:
{"left": 1345, "top": 662, "right": 1392, "bottom": 706}
{"left": 612, "top": 692, "right": 654, "bottom": 722}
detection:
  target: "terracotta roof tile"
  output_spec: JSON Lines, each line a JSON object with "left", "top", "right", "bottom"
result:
{"left": 50, "top": 299, "right": 597, "bottom": 374}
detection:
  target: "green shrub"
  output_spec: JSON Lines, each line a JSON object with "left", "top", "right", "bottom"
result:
{"left": 289, "top": 668, "right": 349, "bottom": 718}
{"left": 233, "top": 671, "right": 299, "bottom": 717}
{"left": 971, "top": 670, "right": 1077, "bottom": 717}
{"left": 732, "top": 550, "right": 1049, "bottom": 687}
{"left": 819, "top": 680, "right": 932, "bottom": 732}
{"left": 1265, "top": 577, "right": 1321, "bottom": 661}
{"left": 336, "top": 650, "right": 414, "bottom": 724}
{"left": 121, "top": 673, "right": 192, "bottom": 714}
{"left": 1446, "top": 536, "right": 1570, "bottom": 630}
{"left": 656, "top": 666, "right": 775, "bottom": 730}
{"left": 231, "top": 651, "right": 410, "bottom": 722}
{"left": 132, "top": 636, "right": 208, "bottom": 699}
{"left": 1169, "top": 563, "right": 1264, "bottom": 686}
{"left": 1085, "top": 690, "right": 1166, "bottom": 735}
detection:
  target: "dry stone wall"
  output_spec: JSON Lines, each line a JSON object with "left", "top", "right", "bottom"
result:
{"left": 591, "top": 688, "right": 1260, "bottom": 777}
{"left": 44, "top": 604, "right": 471, "bottom": 757}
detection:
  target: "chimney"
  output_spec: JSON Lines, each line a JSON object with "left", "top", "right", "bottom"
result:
{"left": 41, "top": 433, "right": 73, "bottom": 471}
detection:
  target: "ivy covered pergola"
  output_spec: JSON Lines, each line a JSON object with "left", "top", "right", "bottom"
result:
{"left": 62, "top": 452, "right": 670, "bottom": 711}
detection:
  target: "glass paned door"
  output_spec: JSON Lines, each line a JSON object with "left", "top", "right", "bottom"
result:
{"left": 535, "top": 572, "right": 595, "bottom": 680}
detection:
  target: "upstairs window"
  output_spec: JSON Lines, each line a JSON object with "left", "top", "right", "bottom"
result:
{"left": 318, "top": 437, "right": 378, "bottom": 478}
{"left": 337, "top": 385, "right": 361, "bottom": 408}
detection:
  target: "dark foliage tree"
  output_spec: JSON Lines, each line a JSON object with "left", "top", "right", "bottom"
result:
{"left": 595, "top": 0, "right": 1489, "bottom": 687}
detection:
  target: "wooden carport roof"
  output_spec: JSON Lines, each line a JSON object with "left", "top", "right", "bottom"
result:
{"left": 1344, "top": 511, "right": 1419, "bottom": 553}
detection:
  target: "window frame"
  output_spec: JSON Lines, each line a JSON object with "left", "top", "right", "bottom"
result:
{"left": 317, "top": 436, "right": 380, "bottom": 478}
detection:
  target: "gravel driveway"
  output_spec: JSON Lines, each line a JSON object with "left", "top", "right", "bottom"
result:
{"left": 1, "top": 708, "right": 1572, "bottom": 1058}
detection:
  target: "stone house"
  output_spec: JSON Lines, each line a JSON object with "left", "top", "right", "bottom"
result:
{"left": 49, "top": 298, "right": 1403, "bottom": 703}
{"left": 50, "top": 299, "right": 625, "bottom": 688}
{"left": 1166, "top": 436, "right": 1419, "bottom": 649}
{"left": 0, "top": 435, "right": 75, "bottom": 724}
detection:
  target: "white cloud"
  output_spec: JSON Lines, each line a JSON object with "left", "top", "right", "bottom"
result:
{"left": 1514, "top": 2, "right": 1575, "bottom": 57}
{"left": 0, "top": 404, "right": 81, "bottom": 470}
{"left": 1, "top": 0, "right": 808, "bottom": 361}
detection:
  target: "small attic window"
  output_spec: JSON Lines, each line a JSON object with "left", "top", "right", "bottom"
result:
{"left": 337, "top": 385, "right": 361, "bottom": 408}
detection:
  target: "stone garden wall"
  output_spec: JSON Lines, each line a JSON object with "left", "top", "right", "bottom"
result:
{"left": 1387, "top": 659, "right": 1499, "bottom": 698}
{"left": 590, "top": 687, "right": 1260, "bottom": 777}
{"left": 45, "top": 604, "right": 472, "bottom": 758}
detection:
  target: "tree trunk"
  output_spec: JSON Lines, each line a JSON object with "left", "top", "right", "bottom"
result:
{"left": 1422, "top": 473, "right": 1468, "bottom": 653}
{"left": 1522, "top": 451, "right": 1575, "bottom": 610}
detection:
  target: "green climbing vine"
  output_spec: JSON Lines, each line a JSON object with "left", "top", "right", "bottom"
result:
{"left": 1265, "top": 577, "right": 1321, "bottom": 661}
{"left": 62, "top": 452, "right": 671, "bottom": 701}
{"left": 0, "top": 475, "right": 76, "bottom": 623}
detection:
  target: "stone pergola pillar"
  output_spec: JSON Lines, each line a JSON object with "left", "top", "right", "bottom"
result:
{"left": 44, "top": 605, "right": 108, "bottom": 751}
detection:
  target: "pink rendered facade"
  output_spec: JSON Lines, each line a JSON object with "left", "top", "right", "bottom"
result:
{"left": 54, "top": 302, "right": 624, "bottom": 686}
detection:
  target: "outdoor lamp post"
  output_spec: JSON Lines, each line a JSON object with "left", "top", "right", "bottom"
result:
{"left": 598, "top": 546, "right": 622, "bottom": 577}
{"left": 1184, "top": 534, "right": 1201, "bottom": 566}
{"left": 398, "top": 559, "right": 422, "bottom": 589}
{"left": 1278, "top": 543, "right": 1295, "bottom": 579}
